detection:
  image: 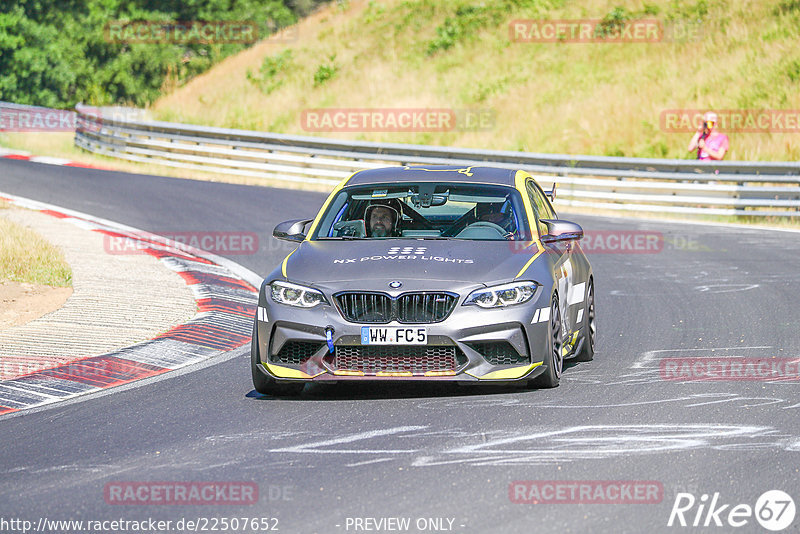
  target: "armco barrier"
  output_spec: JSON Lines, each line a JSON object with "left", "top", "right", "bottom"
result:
{"left": 57, "top": 103, "right": 799, "bottom": 217}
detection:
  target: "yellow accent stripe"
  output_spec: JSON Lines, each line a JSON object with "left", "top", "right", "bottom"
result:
{"left": 305, "top": 172, "right": 357, "bottom": 239}
{"left": 279, "top": 168, "right": 352, "bottom": 276}
{"left": 515, "top": 170, "right": 537, "bottom": 224}
{"left": 513, "top": 170, "right": 545, "bottom": 279}
{"left": 424, "top": 370, "right": 457, "bottom": 377}
{"left": 333, "top": 370, "right": 365, "bottom": 376}
{"left": 514, "top": 241, "right": 544, "bottom": 279}
{"left": 466, "top": 361, "right": 543, "bottom": 380}
{"left": 562, "top": 331, "right": 579, "bottom": 356}
{"left": 280, "top": 248, "right": 296, "bottom": 278}
{"left": 376, "top": 371, "right": 413, "bottom": 377}
{"left": 264, "top": 362, "right": 325, "bottom": 379}
{"left": 403, "top": 165, "right": 475, "bottom": 177}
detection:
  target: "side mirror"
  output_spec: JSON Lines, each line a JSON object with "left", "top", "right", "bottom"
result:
{"left": 273, "top": 219, "right": 313, "bottom": 242}
{"left": 540, "top": 219, "right": 583, "bottom": 243}
{"left": 545, "top": 183, "right": 557, "bottom": 202}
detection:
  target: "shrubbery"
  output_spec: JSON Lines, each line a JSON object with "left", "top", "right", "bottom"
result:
{"left": 0, "top": 0, "right": 328, "bottom": 108}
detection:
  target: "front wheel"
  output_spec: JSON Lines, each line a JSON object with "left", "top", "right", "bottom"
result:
{"left": 531, "top": 295, "right": 563, "bottom": 388}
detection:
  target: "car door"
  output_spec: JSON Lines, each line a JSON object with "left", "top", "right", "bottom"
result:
{"left": 526, "top": 180, "right": 578, "bottom": 342}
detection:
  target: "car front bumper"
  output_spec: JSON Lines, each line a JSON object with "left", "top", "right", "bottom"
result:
{"left": 254, "top": 284, "right": 555, "bottom": 385}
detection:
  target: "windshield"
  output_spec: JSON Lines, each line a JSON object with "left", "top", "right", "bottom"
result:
{"left": 311, "top": 183, "right": 531, "bottom": 241}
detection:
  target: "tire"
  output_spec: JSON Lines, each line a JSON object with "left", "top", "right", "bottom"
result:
{"left": 251, "top": 322, "right": 304, "bottom": 396}
{"left": 574, "top": 279, "right": 596, "bottom": 362}
{"left": 532, "top": 295, "right": 563, "bottom": 388}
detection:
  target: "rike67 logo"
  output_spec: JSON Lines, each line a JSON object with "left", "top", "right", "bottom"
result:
{"left": 668, "top": 490, "right": 795, "bottom": 531}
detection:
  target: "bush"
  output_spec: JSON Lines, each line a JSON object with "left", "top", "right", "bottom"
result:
{"left": 424, "top": 0, "right": 550, "bottom": 56}
{"left": 426, "top": 5, "right": 494, "bottom": 55}
{"left": 0, "top": 0, "right": 308, "bottom": 108}
{"left": 594, "top": 7, "right": 630, "bottom": 39}
{"left": 247, "top": 49, "right": 294, "bottom": 94}
{"left": 313, "top": 54, "right": 338, "bottom": 87}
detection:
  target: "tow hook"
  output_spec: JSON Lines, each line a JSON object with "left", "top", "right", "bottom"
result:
{"left": 325, "top": 326, "right": 335, "bottom": 353}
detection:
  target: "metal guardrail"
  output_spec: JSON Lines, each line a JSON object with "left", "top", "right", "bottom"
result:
{"left": 72, "top": 103, "right": 800, "bottom": 217}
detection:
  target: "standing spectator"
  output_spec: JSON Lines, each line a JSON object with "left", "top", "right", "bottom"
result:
{"left": 688, "top": 111, "right": 729, "bottom": 160}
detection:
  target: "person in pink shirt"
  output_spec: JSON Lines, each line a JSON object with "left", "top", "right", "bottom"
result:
{"left": 688, "top": 111, "right": 729, "bottom": 160}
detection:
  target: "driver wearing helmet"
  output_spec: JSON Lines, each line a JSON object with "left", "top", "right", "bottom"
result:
{"left": 475, "top": 202, "right": 514, "bottom": 232}
{"left": 365, "top": 199, "right": 403, "bottom": 237}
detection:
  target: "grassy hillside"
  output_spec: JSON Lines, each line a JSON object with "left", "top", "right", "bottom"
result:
{"left": 150, "top": 0, "right": 799, "bottom": 161}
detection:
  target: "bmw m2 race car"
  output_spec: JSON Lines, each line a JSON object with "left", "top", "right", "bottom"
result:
{"left": 251, "top": 165, "right": 595, "bottom": 395}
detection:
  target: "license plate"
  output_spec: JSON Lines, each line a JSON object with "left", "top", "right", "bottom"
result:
{"left": 361, "top": 326, "right": 427, "bottom": 345}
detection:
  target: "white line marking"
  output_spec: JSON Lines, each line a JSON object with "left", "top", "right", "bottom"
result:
{"left": 0, "top": 383, "right": 64, "bottom": 400}
{"left": 694, "top": 283, "right": 759, "bottom": 293}
{"left": 0, "top": 191, "right": 263, "bottom": 288}
{"left": 269, "top": 426, "right": 427, "bottom": 454}
{"left": 410, "top": 424, "right": 778, "bottom": 467}
{"left": 631, "top": 346, "right": 774, "bottom": 369}
{"left": 0, "top": 192, "right": 262, "bottom": 419}
{"left": 29, "top": 156, "right": 72, "bottom": 165}
{"left": 0, "top": 347, "right": 250, "bottom": 421}
{"left": 0, "top": 148, "right": 31, "bottom": 156}
{"left": 345, "top": 458, "right": 394, "bottom": 467}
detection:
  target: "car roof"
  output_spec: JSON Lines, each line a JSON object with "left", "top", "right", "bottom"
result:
{"left": 345, "top": 165, "right": 520, "bottom": 188}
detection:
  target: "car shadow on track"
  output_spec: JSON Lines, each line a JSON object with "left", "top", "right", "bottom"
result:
{"left": 246, "top": 383, "right": 523, "bottom": 401}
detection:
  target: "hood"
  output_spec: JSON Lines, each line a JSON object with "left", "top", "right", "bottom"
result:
{"left": 281, "top": 239, "right": 541, "bottom": 287}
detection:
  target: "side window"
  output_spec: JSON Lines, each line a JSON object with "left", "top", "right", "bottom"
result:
{"left": 525, "top": 181, "right": 547, "bottom": 237}
{"left": 539, "top": 187, "right": 557, "bottom": 219}
{"left": 532, "top": 182, "right": 556, "bottom": 220}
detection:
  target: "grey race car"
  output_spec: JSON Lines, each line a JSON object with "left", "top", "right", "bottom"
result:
{"left": 251, "top": 165, "right": 595, "bottom": 395}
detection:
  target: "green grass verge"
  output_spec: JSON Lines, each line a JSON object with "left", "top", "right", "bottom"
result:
{"left": 0, "top": 203, "right": 73, "bottom": 287}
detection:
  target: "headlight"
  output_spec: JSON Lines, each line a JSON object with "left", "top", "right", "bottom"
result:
{"left": 270, "top": 280, "right": 328, "bottom": 308}
{"left": 464, "top": 281, "right": 538, "bottom": 308}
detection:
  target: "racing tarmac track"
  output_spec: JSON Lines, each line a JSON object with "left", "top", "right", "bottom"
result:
{"left": 1, "top": 158, "right": 799, "bottom": 533}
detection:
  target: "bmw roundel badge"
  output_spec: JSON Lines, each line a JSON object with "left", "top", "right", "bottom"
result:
{"left": 388, "top": 281, "right": 403, "bottom": 289}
